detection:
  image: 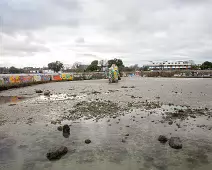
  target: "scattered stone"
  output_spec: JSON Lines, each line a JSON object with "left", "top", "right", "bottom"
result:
{"left": 141, "top": 117, "right": 144, "bottom": 118}
{"left": 125, "top": 134, "right": 129, "bottom": 136}
{"left": 122, "top": 139, "right": 126, "bottom": 143}
{"left": 46, "top": 146, "right": 68, "bottom": 161}
{"left": 169, "top": 137, "right": 182, "bottom": 149}
{"left": 158, "top": 135, "right": 168, "bottom": 143}
{"left": 168, "top": 121, "right": 173, "bottom": 125}
{"left": 85, "top": 139, "right": 91, "bottom": 144}
{"left": 44, "top": 90, "right": 51, "bottom": 96}
{"left": 8, "top": 103, "right": 16, "bottom": 106}
{"left": 51, "top": 121, "right": 57, "bottom": 125}
{"left": 35, "top": 89, "right": 43, "bottom": 93}
{"left": 57, "top": 126, "right": 63, "bottom": 131}
{"left": 176, "top": 123, "right": 181, "bottom": 128}
{"left": 126, "top": 125, "right": 130, "bottom": 127}
{"left": 151, "top": 120, "right": 155, "bottom": 122}
{"left": 112, "top": 115, "right": 117, "bottom": 119}
{"left": 63, "top": 125, "right": 70, "bottom": 134}
{"left": 107, "top": 119, "right": 110, "bottom": 122}
{"left": 108, "top": 124, "right": 111, "bottom": 126}
{"left": 190, "top": 115, "right": 196, "bottom": 118}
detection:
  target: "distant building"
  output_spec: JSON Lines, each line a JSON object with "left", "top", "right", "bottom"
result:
{"left": 145, "top": 60, "right": 195, "bottom": 70}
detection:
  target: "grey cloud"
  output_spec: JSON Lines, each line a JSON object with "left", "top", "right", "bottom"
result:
{"left": 0, "top": 0, "right": 81, "bottom": 33}
{"left": 75, "top": 37, "right": 85, "bottom": 43}
{"left": 1, "top": 0, "right": 212, "bottom": 66}
{"left": 1, "top": 33, "right": 49, "bottom": 57}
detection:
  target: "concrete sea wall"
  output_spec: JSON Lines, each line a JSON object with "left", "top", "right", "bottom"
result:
{"left": 0, "top": 72, "right": 106, "bottom": 91}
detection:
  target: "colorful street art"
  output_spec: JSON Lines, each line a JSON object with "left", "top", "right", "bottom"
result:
{"left": 20, "top": 76, "right": 33, "bottom": 83}
{"left": 33, "top": 75, "right": 42, "bottom": 82}
{"left": 9, "top": 76, "right": 21, "bottom": 84}
{"left": 61, "top": 74, "right": 73, "bottom": 80}
{"left": 0, "top": 78, "right": 4, "bottom": 86}
{"left": 41, "top": 75, "right": 51, "bottom": 81}
{"left": 52, "top": 75, "right": 62, "bottom": 81}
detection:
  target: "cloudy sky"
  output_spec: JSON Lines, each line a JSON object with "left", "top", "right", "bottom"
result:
{"left": 0, "top": 0, "right": 212, "bottom": 67}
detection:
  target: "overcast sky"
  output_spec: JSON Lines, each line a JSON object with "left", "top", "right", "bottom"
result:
{"left": 0, "top": 0, "right": 212, "bottom": 67}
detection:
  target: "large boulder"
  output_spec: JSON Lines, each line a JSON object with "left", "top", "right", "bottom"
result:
{"left": 169, "top": 137, "right": 182, "bottom": 149}
{"left": 46, "top": 146, "right": 68, "bottom": 160}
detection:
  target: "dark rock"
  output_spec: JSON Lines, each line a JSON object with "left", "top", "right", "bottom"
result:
{"left": 122, "top": 139, "right": 126, "bottom": 143}
{"left": 85, "top": 139, "right": 91, "bottom": 144}
{"left": 63, "top": 132, "right": 70, "bottom": 138}
{"left": 168, "top": 121, "right": 173, "bottom": 125}
{"left": 57, "top": 126, "right": 63, "bottom": 131}
{"left": 151, "top": 120, "right": 155, "bottom": 122}
{"left": 126, "top": 125, "right": 130, "bottom": 127}
{"left": 51, "top": 121, "right": 57, "bottom": 125}
{"left": 46, "top": 146, "right": 68, "bottom": 161}
{"left": 35, "top": 89, "right": 43, "bottom": 93}
{"left": 8, "top": 103, "right": 16, "bottom": 106}
{"left": 44, "top": 90, "right": 51, "bottom": 96}
{"left": 158, "top": 135, "right": 168, "bottom": 143}
{"left": 63, "top": 125, "right": 70, "bottom": 134}
{"left": 125, "top": 134, "right": 129, "bottom": 136}
{"left": 190, "top": 115, "right": 196, "bottom": 118}
{"left": 169, "top": 137, "right": 182, "bottom": 149}
{"left": 176, "top": 123, "right": 181, "bottom": 128}
{"left": 112, "top": 115, "right": 117, "bottom": 119}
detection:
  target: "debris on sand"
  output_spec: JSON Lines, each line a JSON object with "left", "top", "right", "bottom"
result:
{"left": 122, "top": 139, "right": 126, "bottom": 143}
{"left": 169, "top": 137, "right": 182, "bottom": 149}
{"left": 44, "top": 90, "right": 51, "bottom": 96}
{"left": 63, "top": 124, "right": 70, "bottom": 134}
{"left": 8, "top": 103, "right": 16, "bottom": 106}
{"left": 35, "top": 89, "right": 43, "bottom": 93}
{"left": 63, "top": 101, "right": 121, "bottom": 121}
{"left": 57, "top": 126, "right": 63, "bottom": 131}
{"left": 46, "top": 146, "right": 68, "bottom": 161}
{"left": 158, "top": 135, "right": 168, "bottom": 143}
{"left": 85, "top": 139, "right": 91, "bottom": 144}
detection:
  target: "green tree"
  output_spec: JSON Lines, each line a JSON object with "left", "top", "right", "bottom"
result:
{"left": 48, "top": 61, "right": 64, "bottom": 73}
{"left": 108, "top": 58, "right": 124, "bottom": 71}
{"left": 9, "top": 66, "right": 22, "bottom": 74}
{"left": 200, "top": 61, "right": 212, "bottom": 70}
{"left": 86, "top": 60, "right": 99, "bottom": 72}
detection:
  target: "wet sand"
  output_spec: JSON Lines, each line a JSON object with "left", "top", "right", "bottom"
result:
{"left": 0, "top": 77, "right": 212, "bottom": 170}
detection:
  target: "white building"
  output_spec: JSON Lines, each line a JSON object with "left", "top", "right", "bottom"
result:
{"left": 145, "top": 60, "right": 195, "bottom": 70}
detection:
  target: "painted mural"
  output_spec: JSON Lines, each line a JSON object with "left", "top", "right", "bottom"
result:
{"left": 9, "top": 76, "right": 21, "bottom": 84}
{"left": 61, "top": 73, "right": 73, "bottom": 80}
{"left": 33, "top": 75, "right": 42, "bottom": 82}
{"left": 20, "top": 76, "right": 33, "bottom": 83}
{"left": 0, "top": 78, "right": 4, "bottom": 86}
{"left": 52, "top": 75, "right": 62, "bottom": 81}
{"left": 41, "top": 75, "right": 51, "bottom": 81}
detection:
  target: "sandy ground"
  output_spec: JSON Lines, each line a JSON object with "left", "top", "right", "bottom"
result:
{"left": 0, "top": 77, "right": 212, "bottom": 170}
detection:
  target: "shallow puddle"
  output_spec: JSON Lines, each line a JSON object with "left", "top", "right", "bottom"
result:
{"left": 0, "top": 96, "right": 28, "bottom": 105}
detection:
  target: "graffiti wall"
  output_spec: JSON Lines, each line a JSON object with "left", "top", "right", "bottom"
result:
{"left": 0, "top": 78, "right": 4, "bottom": 86}
{"left": 20, "top": 75, "right": 33, "bottom": 83}
{"left": 61, "top": 73, "right": 73, "bottom": 80}
{"left": 41, "top": 75, "right": 51, "bottom": 81}
{"left": 52, "top": 75, "right": 62, "bottom": 81}
{"left": 9, "top": 75, "right": 21, "bottom": 84}
{"left": 33, "top": 75, "right": 42, "bottom": 82}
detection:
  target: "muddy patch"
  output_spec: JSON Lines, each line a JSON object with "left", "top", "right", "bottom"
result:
{"left": 61, "top": 100, "right": 123, "bottom": 121}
